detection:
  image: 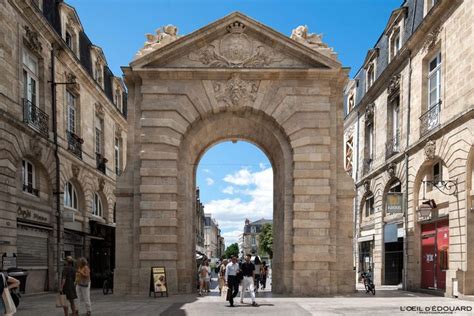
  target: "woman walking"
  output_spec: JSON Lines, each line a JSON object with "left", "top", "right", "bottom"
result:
{"left": 75, "top": 257, "right": 91, "bottom": 316}
{"left": 198, "top": 259, "right": 209, "bottom": 296}
{"left": 60, "top": 256, "right": 77, "bottom": 316}
{"left": 218, "top": 259, "right": 228, "bottom": 295}
{"left": 260, "top": 261, "right": 268, "bottom": 290}
{"left": 0, "top": 272, "right": 20, "bottom": 316}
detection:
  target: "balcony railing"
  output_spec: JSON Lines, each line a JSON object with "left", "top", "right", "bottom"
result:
{"left": 23, "top": 184, "right": 39, "bottom": 196}
{"left": 96, "top": 153, "right": 107, "bottom": 174}
{"left": 420, "top": 102, "right": 441, "bottom": 136}
{"left": 67, "top": 131, "right": 83, "bottom": 159}
{"left": 23, "top": 98, "right": 48, "bottom": 138}
{"left": 363, "top": 158, "right": 373, "bottom": 175}
{"left": 385, "top": 130, "right": 400, "bottom": 160}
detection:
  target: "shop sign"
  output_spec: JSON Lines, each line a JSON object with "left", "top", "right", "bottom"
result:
{"left": 17, "top": 206, "right": 50, "bottom": 223}
{"left": 63, "top": 209, "right": 75, "bottom": 222}
{"left": 386, "top": 192, "right": 403, "bottom": 213}
{"left": 2, "top": 253, "right": 17, "bottom": 270}
{"left": 149, "top": 267, "right": 168, "bottom": 298}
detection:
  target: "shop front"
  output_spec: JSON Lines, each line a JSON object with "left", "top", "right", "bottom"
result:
{"left": 89, "top": 220, "right": 115, "bottom": 288}
{"left": 383, "top": 223, "right": 404, "bottom": 285}
{"left": 421, "top": 219, "right": 449, "bottom": 290}
{"left": 16, "top": 206, "right": 53, "bottom": 293}
{"left": 64, "top": 229, "right": 85, "bottom": 259}
{"left": 358, "top": 236, "right": 374, "bottom": 276}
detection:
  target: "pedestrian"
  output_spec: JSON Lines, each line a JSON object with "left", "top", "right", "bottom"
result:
{"left": 224, "top": 256, "right": 240, "bottom": 307}
{"left": 60, "top": 256, "right": 77, "bottom": 316}
{"left": 198, "top": 259, "right": 209, "bottom": 296}
{"left": 260, "top": 261, "right": 268, "bottom": 290}
{"left": 75, "top": 257, "right": 91, "bottom": 316}
{"left": 240, "top": 254, "right": 258, "bottom": 306}
{"left": 218, "top": 259, "right": 228, "bottom": 295}
{"left": 0, "top": 272, "right": 20, "bottom": 316}
{"left": 253, "top": 256, "right": 261, "bottom": 293}
{"left": 205, "top": 260, "right": 211, "bottom": 293}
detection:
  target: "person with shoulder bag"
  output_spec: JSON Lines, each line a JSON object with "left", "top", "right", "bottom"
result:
{"left": 60, "top": 256, "right": 77, "bottom": 316}
{"left": 75, "top": 258, "right": 91, "bottom": 316}
{"left": 1, "top": 272, "right": 20, "bottom": 316}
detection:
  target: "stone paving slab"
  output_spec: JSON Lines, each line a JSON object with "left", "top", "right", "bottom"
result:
{"left": 16, "top": 288, "right": 474, "bottom": 316}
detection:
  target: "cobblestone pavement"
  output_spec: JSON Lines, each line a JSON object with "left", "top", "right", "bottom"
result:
{"left": 15, "top": 280, "right": 474, "bottom": 316}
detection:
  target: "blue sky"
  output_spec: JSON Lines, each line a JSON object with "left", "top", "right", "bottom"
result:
{"left": 66, "top": 0, "right": 403, "bottom": 247}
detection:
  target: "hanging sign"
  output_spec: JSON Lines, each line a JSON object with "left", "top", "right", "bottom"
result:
{"left": 149, "top": 266, "right": 168, "bottom": 297}
{"left": 386, "top": 192, "right": 403, "bottom": 213}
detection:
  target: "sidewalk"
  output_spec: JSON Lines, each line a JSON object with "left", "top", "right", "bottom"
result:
{"left": 15, "top": 284, "right": 474, "bottom": 316}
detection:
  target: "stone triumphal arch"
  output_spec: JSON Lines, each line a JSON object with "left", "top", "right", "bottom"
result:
{"left": 115, "top": 12, "right": 354, "bottom": 296}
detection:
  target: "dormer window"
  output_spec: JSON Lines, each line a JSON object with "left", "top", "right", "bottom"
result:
{"left": 390, "top": 29, "right": 401, "bottom": 60}
{"left": 65, "top": 31, "right": 72, "bottom": 48}
{"left": 114, "top": 88, "right": 122, "bottom": 110}
{"left": 94, "top": 60, "right": 103, "bottom": 86}
{"left": 348, "top": 94, "right": 355, "bottom": 112}
{"left": 385, "top": 7, "right": 406, "bottom": 63}
{"left": 367, "top": 63, "right": 375, "bottom": 90}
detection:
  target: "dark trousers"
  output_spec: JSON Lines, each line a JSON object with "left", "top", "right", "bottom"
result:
{"left": 227, "top": 275, "right": 239, "bottom": 306}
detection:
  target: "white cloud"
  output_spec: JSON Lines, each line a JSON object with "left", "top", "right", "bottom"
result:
{"left": 205, "top": 167, "right": 273, "bottom": 248}
{"left": 203, "top": 169, "right": 211, "bottom": 174}
{"left": 205, "top": 177, "right": 214, "bottom": 186}
{"left": 259, "top": 162, "right": 267, "bottom": 170}
{"left": 222, "top": 186, "right": 234, "bottom": 194}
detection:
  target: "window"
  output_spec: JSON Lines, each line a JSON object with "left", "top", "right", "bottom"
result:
{"left": 390, "top": 31, "right": 401, "bottom": 61}
{"left": 345, "top": 136, "right": 353, "bottom": 172}
{"left": 388, "top": 96, "right": 400, "bottom": 153}
{"left": 428, "top": 52, "right": 441, "bottom": 109}
{"left": 367, "top": 123, "right": 374, "bottom": 160}
{"left": 64, "top": 181, "right": 78, "bottom": 210}
{"left": 93, "top": 193, "right": 103, "bottom": 217}
{"left": 115, "top": 88, "right": 122, "bottom": 110}
{"left": 367, "top": 64, "right": 375, "bottom": 90}
{"left": 94, "top": 60, "right": 103, "bottom": 86}
{"left": 65, "top": 31, "right": 73, "bottom": 49}
{"left": 433, "top": 162, "right": 442, "bottom": 185}
{"left": 114, "top": 137, "right": 121, "bottom": 176}
{"left": 23, "top": 50, "right": 39, "bottom": 106}
{"left": 348, "top": 94, "right": 355, "bottom": 112}
{"left": 22, "top": 159, "right": 37, "bottom": 196}
{"left": 251, "top": 236, "right": 256, "bottom": 246}
{"left": 95, "top": 115, "right": 104, "bottom": 154}
{"left": 428, "top": 0, "right": 439, "bottom": 11}
{"left": 250, "top": 226, "right": 256, "bottom": 233}
{"left": 66, "top": 91, "right": 76, "bottom": 133}
{"left": 365, "top": 195, "right": 375, "bottom": 217}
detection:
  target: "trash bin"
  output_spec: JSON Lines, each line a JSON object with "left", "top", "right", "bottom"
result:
{"left": 7, "top": 267, "right": 28, "bottom": 293}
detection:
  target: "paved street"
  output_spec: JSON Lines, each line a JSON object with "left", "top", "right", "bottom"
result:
{"left": 16, "top": 279, "right": 474, "bottom": 316}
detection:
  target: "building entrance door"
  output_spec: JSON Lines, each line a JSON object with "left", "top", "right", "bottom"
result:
{"left": 421, "top": 220, "right": 449, "bottom": 290}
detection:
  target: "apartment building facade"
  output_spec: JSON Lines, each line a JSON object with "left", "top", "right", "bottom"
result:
{"left": 344, "top": 0, "right": 473, "bottom": 296}
{"left": 0, "top": 0, "right": 127, "bottom": 292}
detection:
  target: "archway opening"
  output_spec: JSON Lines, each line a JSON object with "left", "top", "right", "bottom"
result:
{"left": 194, "top": 140, "right": 274, "bottom": 296}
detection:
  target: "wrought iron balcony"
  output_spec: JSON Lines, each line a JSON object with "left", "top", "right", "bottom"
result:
{"left": 420, "top": 102, "right": 441, "bottom": 136}
{"left": 67, "top": 131, "right": 83, "bottom": 159}
{"left": 23, "top": 184, "right": 39, "bottom": 196}
{"left": 385, "top": 130, "right": 400, "bottom": 159}
{"left": 363, "top": 158, "right": 373, "bottom": 175}
{"left": 96, "top": 153, "right": 108, "bottom": 174}
{"left": 23, "top": 98, "right": 48, "bottom": 138}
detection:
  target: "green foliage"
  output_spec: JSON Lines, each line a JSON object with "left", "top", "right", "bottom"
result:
{"left": 224, "top": 242, "right": 239, "bottom": 258}
{"left": 258, "top": 223, "right": 273, "bottom": 259}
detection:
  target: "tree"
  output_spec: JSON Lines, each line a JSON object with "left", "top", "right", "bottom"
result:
{"left": 224, "top": 243, "right": 239, "bottom": 258}
{"left": 259, "top": 223, "right": 273, "bottom": 259}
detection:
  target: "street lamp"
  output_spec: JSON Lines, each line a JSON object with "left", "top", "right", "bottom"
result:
{"left": 417, "top": 199, "right": 436, "bottom": 217}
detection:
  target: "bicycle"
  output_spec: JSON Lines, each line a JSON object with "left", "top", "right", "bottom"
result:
{"left": 361, "top": 271, "right": 375, "bottom": 295}
{"left": 103, "top": 271, "right": 114, "bottom": 295}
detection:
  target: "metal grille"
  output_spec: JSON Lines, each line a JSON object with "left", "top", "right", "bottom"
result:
{"left": 23, "top": 98, "right": 48, "bottom": 138}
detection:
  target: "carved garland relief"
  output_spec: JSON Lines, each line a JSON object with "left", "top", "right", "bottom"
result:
{"left": 213, "top": 73, "right": 259, "bottom": 107}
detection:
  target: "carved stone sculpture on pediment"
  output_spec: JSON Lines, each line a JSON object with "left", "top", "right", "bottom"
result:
{"left": 424, "top": 140, "right": 436, "bottom": 160}
{"left": 29, "top": 136, "right": 42, "bottom": 159}
{"left": 387, "top": 162, "right": 396, "bottom": 178}
{"left": 23, "top": 26, "right": 42, "bottom": 54}
{"left": 423, "top": 26, "right": 442, "bottom": 52}
{"left": 387, "top": 74, "right": 401, "bottom": 97}
{"left": 98, "top": 178, "right": 105, "bottom": 191}
{"left": 363, "top": 180, "right": 371, "bottom": 193}
{"left": 365, "top": 103, "right": 375, "bottom": 125}
{"left": 290, "top": 25, "right": 337, "bottom": 60}
{"left": 213, "top": 73, "right": 259, "bottom": 107}
{"left": 95, "top": 103, "right": 104, "bottom": 117}
{"left": 71, "top": 164, "right": 80, "bottom": 178}
{"left": 188, "top": 21, "right": 290, "bottom": 68}
{"left": 135, "top": 24, "right": 181, "bottom": 59}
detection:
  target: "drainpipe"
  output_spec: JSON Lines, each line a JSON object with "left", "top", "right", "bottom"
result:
{"left": 50, "top": 44, "right": 62, "bottom": 290}
{"left": 354, "top": 110, "right": 361, "bottom": 278}
{"left": 403, "top": 51, "right": 412, "bottom": 291}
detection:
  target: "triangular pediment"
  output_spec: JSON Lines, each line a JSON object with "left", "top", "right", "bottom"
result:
{"left": 131, "top": 12, "right": 341, "bottom": 70}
